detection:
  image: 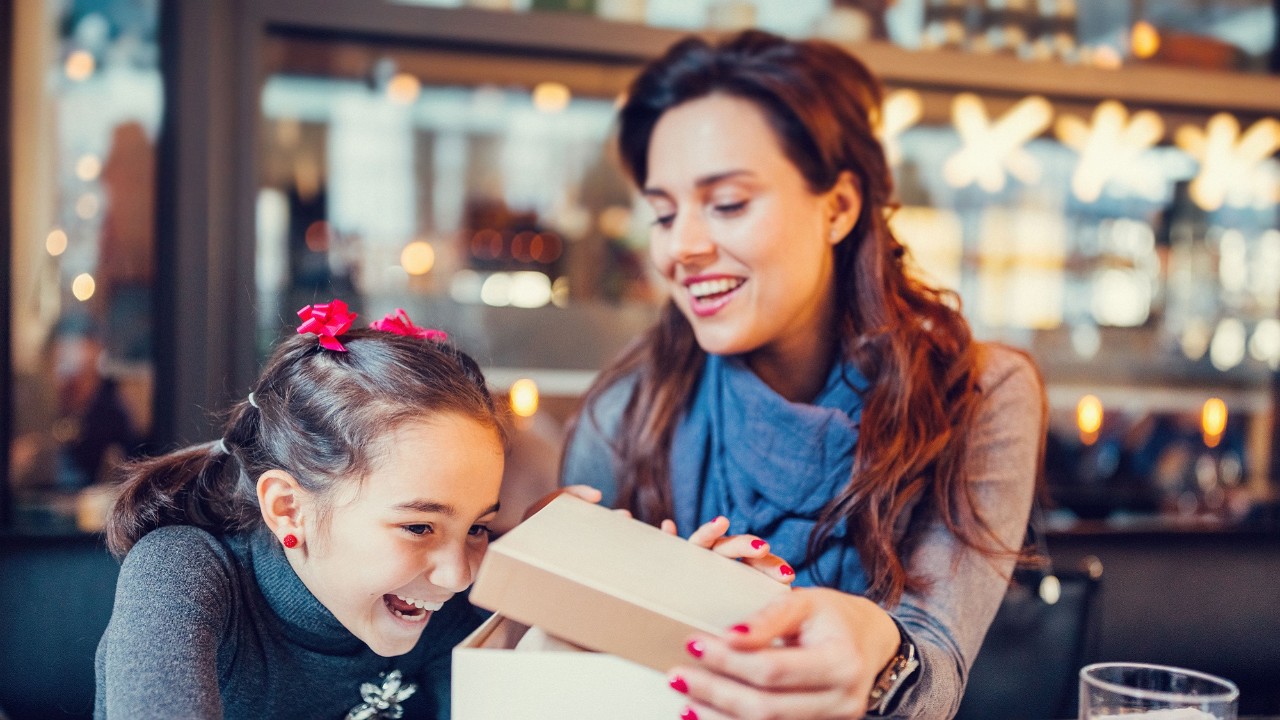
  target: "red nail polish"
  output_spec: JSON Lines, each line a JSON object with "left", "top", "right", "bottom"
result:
{"left": 686, "top": 639, "right": 704, "bottom": 658}
{"left": 669, "top": 674, "right": 689, "bottom": 693}
{"left": 680, "top": 707, "right": 699, "bottom": 720}
{"left": 730, "top": 623, "right": 750, "bottom": 634}
{"left": 780, "top": 565, "right": 794, "bottom": 576}
{"left": 750, "top": 538, "right": 766, "bottom": 550}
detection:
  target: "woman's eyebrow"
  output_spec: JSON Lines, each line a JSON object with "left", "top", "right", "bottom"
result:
{"left": 643, "top": 169, "right": 755, "bottom": 198}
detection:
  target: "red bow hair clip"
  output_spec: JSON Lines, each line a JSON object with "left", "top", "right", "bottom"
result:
{"left": 370, "top": 308, "right": 448, "bottom": 342}
{"left": 297, "top": 299, "right": 358, "bottom": 352}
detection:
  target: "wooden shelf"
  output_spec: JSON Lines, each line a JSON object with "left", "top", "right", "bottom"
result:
{"left": 253, "top": 2, "right": 1280, "bottom": 117}
{"left": 851, "top": 41, "right": 1280, "bottom": 118}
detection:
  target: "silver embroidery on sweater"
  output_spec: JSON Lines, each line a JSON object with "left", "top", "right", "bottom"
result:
{"left": 346, "top": 669, "right": 417, "bottom": 720}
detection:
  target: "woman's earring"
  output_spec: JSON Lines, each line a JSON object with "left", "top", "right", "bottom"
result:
{"left": 282, "top": 534, "right": 299, "bottom": 549}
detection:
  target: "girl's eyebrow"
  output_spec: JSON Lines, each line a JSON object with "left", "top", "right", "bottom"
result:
{"left": 393, "top": 500, "right": 501, "bottom": 518}
{"left": 642, "top": 169, "right": 756, "bottom": 198}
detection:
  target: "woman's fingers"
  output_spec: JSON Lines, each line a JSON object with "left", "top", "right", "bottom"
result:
{"left": 669, "top": 659, "right": 863, "bottom": 720}
{"left": 721, "top": 593, "right": 814, "bottom": 651}
{"left": 705, "top": 536, "right": 795, "bottom": 584}
{"left": 686, "top": 632, "right": 849, "bottom": 692}
{"left": 560, "top": 484, "right": 604, "bottom": 503}
{"left": 522, "top": 485, "right": 603, "bottom": 520}
{"left": 686, "top": 516, "right": 731, "bottom": 547}
{"left": 736, "top": 553, "right": 796, "bottom": 584}
{"left": 661, "top": 518, "right": 678, "bottom": 535}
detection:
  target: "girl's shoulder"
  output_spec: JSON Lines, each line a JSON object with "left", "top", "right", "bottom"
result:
{"left": 120, "top": 525, "right": 240, "bottom": 598}
{"left": 126, "top": 524, "right": 232, "bottom": 561}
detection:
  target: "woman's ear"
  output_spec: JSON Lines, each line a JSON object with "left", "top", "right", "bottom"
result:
{"left": 825, "top": 170, "right": 862, "bottom": 245}
{"left": 258, "top": 470, "right": 307, "bottom": 546}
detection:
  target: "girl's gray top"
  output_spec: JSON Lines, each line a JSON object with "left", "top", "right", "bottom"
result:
{"left": 94, "top": 523, "right": 483, "bottom": 719}
{"left": 562, "top": 343, "right": 1043, "bottom": 720}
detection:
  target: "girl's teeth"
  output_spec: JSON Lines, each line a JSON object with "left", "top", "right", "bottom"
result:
{"left": 395, "top": 594, "right": 444, "bottom": 612}
{"left": 688, "top": 278, "right": 743, "bottom": 299}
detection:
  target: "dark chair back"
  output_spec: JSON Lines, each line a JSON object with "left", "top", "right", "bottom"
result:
{"left": 955, "top": 557, "right": 1103, "bottom": 720}
{"left": 0, "top": 534, "right": 120, "bottom": 720}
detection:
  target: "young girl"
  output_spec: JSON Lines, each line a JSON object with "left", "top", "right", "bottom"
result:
{"left": 95, "top": 301, "right": 505, "bottom": 720}
{"left": 564, "top": 31, "right": 1045, "bottom": 719}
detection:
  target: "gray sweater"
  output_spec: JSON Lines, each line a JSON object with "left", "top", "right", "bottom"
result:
{"left": 562, "top": 343, "right": 1043, "bottom": 720}
{"left": 94, "top": 524, "right": 484, "bottom": 719}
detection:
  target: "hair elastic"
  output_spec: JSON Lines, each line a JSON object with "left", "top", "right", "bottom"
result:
{"left": 247, "top": 392, "right": 258, "bottom": 409}
{"left": 215, "top": 438, "right": 230, "bottom": 454}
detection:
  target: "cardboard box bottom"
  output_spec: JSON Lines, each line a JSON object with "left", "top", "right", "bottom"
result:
{"left": 453, "top": 613, "right": 686, "bottom": 719}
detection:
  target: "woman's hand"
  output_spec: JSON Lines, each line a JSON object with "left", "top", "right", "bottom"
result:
{"left": 668, "top": 588, "right": 902, "bottom": 720}
{"left": 661, "top": 517, "right": 795, "bottom": 586}
{"left": 521, "top": 484, "right": 604, "bottom": 520}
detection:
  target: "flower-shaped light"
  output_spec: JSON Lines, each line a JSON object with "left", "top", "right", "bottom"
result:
{"left": 944, "top": 93, "right": 1054, "bottom": 192}
{"left": 297, "top": 299, "right": 357, "bottom": 352}
{"left": 1056, "top": 100, "right": 1164, "bottom": 203}
{"left": 1176, "top": 113, "right": 1280, "bottom": 211}
{"left": 878, "top": 88, "right": 923, "bottom": 166}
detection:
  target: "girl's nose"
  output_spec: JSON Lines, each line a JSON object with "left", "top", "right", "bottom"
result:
{"left": 427, "top": 542, "right": 475, "bottom": 593}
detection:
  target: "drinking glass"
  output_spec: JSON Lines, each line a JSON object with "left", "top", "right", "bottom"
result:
{"left": 1080, "top": 662, "right": 1239, "bottom": 720}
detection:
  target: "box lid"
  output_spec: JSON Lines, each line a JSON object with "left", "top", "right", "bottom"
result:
{"left": 469, "top": 495, "right": 789, "bottom": 672}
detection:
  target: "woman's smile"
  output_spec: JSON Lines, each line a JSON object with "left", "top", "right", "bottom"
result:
{"left": 685, "top": 274, "right": 747, "bottom": 317}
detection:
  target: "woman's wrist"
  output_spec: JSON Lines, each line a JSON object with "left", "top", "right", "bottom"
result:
{"left": 866, "top": 619, "right": 920, "bottom": 716}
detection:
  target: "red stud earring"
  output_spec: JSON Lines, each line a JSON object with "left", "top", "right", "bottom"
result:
{"left": 282, "top": 534, "right": 298, "bottom": 549}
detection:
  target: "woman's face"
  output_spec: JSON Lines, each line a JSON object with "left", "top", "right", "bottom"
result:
{"left": 291, "top": 415, "right": 504, "bottom": 657}
{"left": 642, "top": 93, "right": 855, "bottom": 362}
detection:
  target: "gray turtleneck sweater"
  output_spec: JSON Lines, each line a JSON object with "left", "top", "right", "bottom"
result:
{"left": 94, "top": 524, "right": 484, "bottom": 719}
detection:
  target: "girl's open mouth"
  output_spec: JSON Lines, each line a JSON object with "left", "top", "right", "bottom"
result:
{"left": 382, "top": 593, "right": 444, "bottom": 625}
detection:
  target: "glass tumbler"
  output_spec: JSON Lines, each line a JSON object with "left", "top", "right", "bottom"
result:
{"left": 1080, "top": 662, "right": 1239, "bottom": 720}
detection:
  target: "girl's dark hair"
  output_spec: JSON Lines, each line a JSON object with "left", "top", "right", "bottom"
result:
{"left": 570, "top": 30, "right": 1020, "bottom": 605}
{"left": 107, "top": 328, "right": 502, "bottom": 558}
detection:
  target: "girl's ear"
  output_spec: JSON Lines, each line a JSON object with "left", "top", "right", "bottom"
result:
{"left": 825, "top": 170, "right": 862, "bottom": 245}
{"left": 258, "top": 469, "right": 307, "bottom": 545}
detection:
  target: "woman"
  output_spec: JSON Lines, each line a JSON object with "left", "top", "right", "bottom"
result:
{"left": 562, "top": 31, "right": 1045, "bottom": 719}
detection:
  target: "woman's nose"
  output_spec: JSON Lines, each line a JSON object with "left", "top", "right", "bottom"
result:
{"left": 666, "top": 212, "right": 716, "bottom": 266}
{"left": 426, "top": 542, "right": 476, "bottom": 593}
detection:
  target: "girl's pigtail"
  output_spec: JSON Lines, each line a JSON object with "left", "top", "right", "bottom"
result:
{"left": 105, "top": 404, "right": 259, "bottom": 558}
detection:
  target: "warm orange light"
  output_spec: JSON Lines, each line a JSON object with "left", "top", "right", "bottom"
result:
{"left": 532, "top": 82, "right": 571, "bottom": 113}
{"left": 1131, "top": 21, "right": 1160, "bottom": 59}
{"left": 46, "top": 229, "right": 68, "bottom": 256}
{"left": 75, "top": 154, "right": 102, "bottom": 181}
{"left": 509, "top": 379, "right": 539, "bottom": 418}
{"left": 1077, "top": 395, "right": 1103, "bottom": 445}
{"left": 65, "top": 50, "right": 95, "bottom": 81}
{"left": 386, "top": 73, "right": 421, "bottom": 105}
{"left": 400, "top": 241, "right": 435, "bottom": 276}
{"left": 72, "top": 273, "right": 96, "bottom": 301}
{"left": 1202, "top": 398, "right": 1227, "bottom": 448}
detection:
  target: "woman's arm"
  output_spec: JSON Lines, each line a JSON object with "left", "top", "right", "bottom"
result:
{"left": 668, "top": 348, "right": 1043, "bottom": 720}
{"left": 96, "top": 526, "right": 233, "bottom": 719}
{"left": 560, "top": 375, "right": 637, "bottom": 504}
{"left": 887, "top": 348, "right": 1042, "bottom": 718}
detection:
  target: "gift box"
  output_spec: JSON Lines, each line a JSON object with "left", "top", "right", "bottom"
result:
{"left": 452, "top": 495, "right": 789, "bottom": 718}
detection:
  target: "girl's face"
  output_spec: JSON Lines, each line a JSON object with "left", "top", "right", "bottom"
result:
{"left": 642, "top": 93, "right": 854, "bottom": 363}
{"left": 291, "top": 415, "right": 504, "bottom": 657}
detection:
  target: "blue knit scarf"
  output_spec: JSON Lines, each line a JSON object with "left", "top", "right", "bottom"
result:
{"left": 670, "top": 353, "right": 869, "bottom": 592}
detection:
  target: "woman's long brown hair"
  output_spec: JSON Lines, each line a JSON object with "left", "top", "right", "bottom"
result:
{"left": 567, "top": 31, "right": 1017, "bottom": 606}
